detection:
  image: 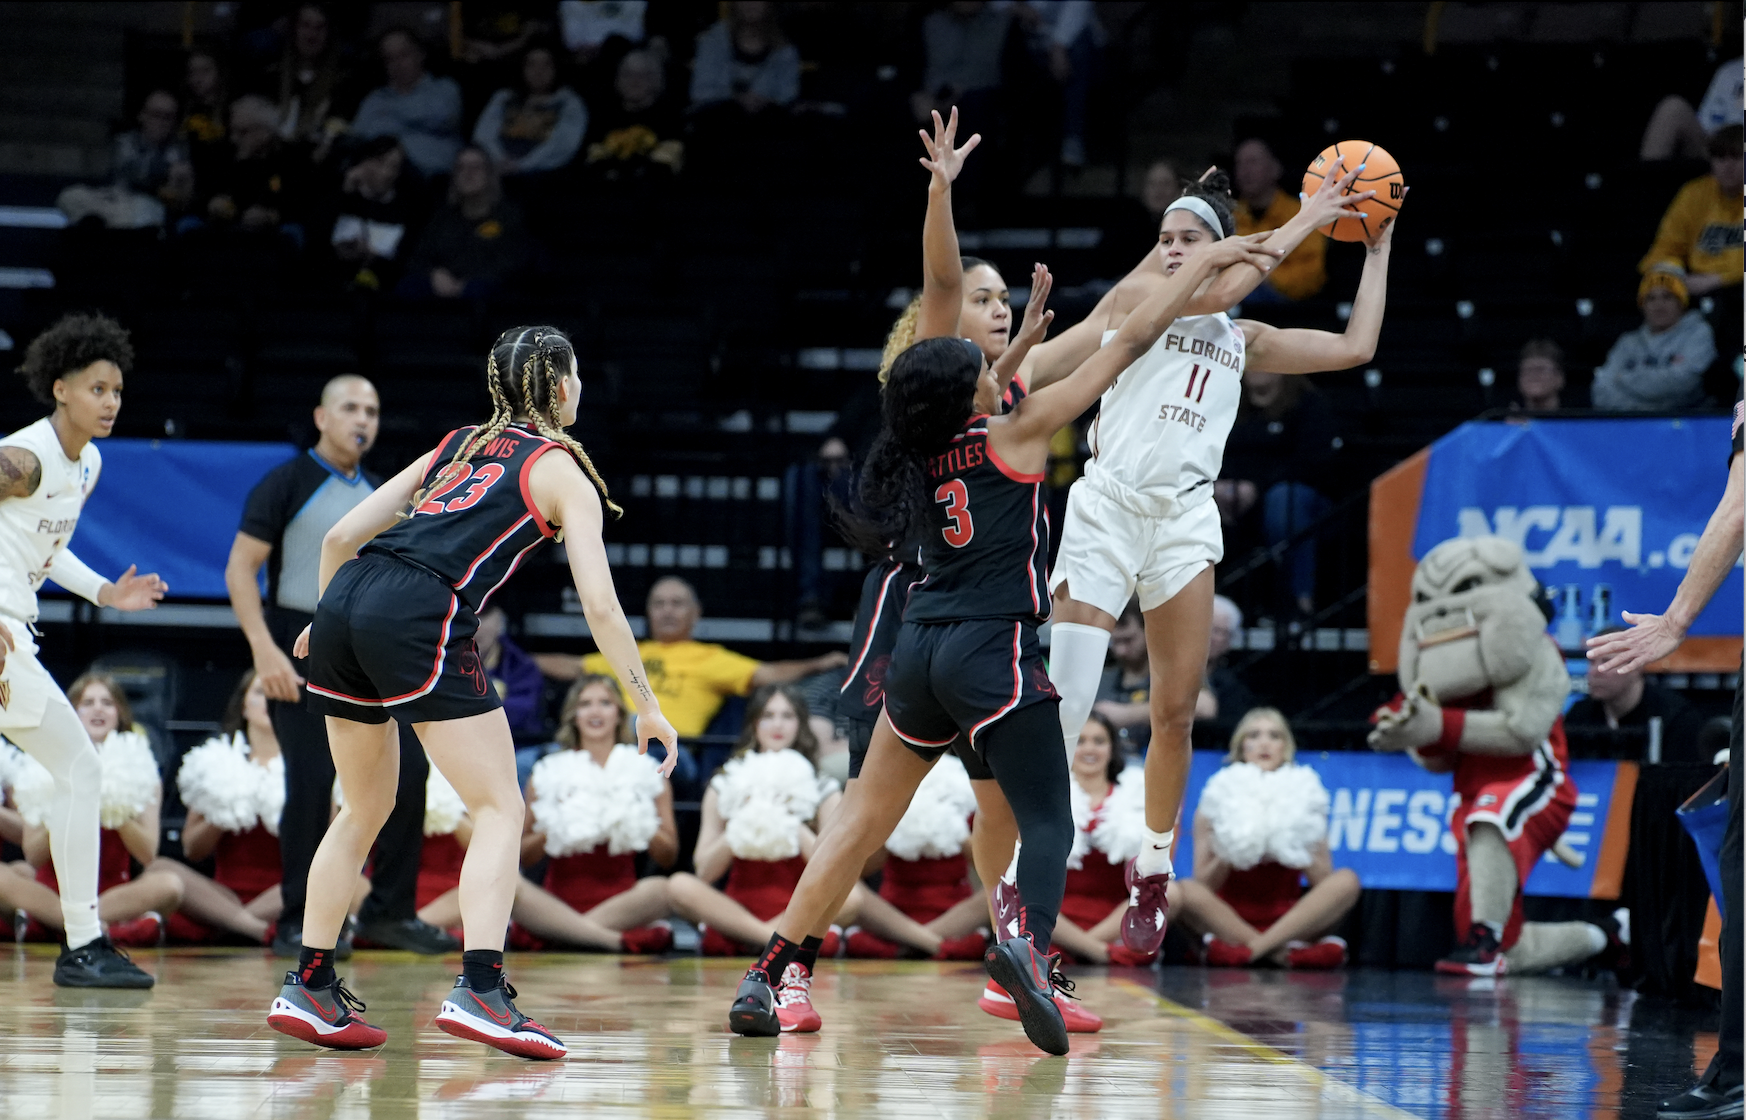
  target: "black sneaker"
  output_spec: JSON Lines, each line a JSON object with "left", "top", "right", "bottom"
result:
{"left": 435, "top": 975, "right": 567, "bottom": 1060}
{"left": 54, "top": 935, "right": 155, "bottom": 989}
{"left": 983, "top": 936, "right": 1069, "bottom": 1056}
{"left": 1436, "top": 925, "right": 1507, "bottom": 978}
{"left": 271, "top": 918, "right": 356, "bottom": 960}
{"left": 727, "top": 969, "right": 779, "bottom": 1037}
{"left": 354, "top": 917, "right": 459, "bottom": 955}
{"left": 1658, "top": 1080, "right": 1744, "bottom": 1119}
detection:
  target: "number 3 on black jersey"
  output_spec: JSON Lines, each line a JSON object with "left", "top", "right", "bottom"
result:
{"left": 934, "top": 479, "right": 974, "bottom": 547}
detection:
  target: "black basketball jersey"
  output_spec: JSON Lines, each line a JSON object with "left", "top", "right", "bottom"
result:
{"left": 364, "top": 423, "right": 565, "bottom": 613}
{"left": 904, "top": 413, "right": 1049, "bottom": 626}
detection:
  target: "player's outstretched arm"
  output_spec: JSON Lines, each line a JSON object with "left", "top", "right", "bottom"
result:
{"left": 1588, "top": 450, "right": 1744, "bottom": 674}
{"left": 1004, "top": 235, "right": 1282, "bottom": 446}
{"left": 51, "top": 552, "right": 166, "bottom": 611}
{"left": 1241, "top": 213, "right": 1397, "bottom": 374}
{"left": 1186, "top": 157, "right": 1375, "bottom": 316}
{"left": 989, "top": 262, "right": 1054, "bottom": 396}
{"left": 531, "top": 451, "right": 678, "bottom": 775}
{"left": 915, "top": 107, "right": 980, "bottom": 343}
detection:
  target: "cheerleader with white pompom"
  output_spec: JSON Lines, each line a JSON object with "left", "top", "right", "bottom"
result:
{"left": 668, "top": 685, "right": 881, "bottom": 957}
{"left": 490, "top": 676, "right": 677, "bottom": 954}
{"left": 1042, "top": 713, "right": 1156, "bottom": 968}
{"left": 1169, "top": 708, "right": 1359, "bottom": 969}
{"left": 0, "top": 674, "right": 184, "bottom": 946}
{"left": 840, "top": 755, "right": 996, "bottom": 961}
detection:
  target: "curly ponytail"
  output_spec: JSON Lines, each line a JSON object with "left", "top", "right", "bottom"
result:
{"left": 834, "top": 337, "right": 981, "bottom": 556}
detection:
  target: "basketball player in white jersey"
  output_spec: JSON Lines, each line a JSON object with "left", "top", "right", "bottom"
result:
{"left": 1, "top": 314, "right": 167, "bottom": 986}
{"left": 1045, "top": 170, "right": 1399, "bottom": 953}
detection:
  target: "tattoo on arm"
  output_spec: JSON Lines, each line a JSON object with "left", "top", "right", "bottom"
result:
{"left": 0, "top": 448, "right": 42, "bottom": 500}
{"left": 626, "top": 670, "right": 655, "bottom": 702}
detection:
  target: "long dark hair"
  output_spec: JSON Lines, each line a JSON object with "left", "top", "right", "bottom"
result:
{"left": 732, "top": 684, "right": 819, "bottom": 767}
{"left": 406, "top": 325, "right": 619, "bottom": 519}
{"left": 834, "top": 336, "right": 981, "bottom": 555}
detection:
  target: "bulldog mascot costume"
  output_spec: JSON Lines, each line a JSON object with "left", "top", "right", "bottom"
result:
{"left": 1370, "top": 536, "right": 1607, "bottom": 976}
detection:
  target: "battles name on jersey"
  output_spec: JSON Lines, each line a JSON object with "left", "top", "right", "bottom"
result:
{"left": 0, "top": 418, "right": 100, "bottom": 623}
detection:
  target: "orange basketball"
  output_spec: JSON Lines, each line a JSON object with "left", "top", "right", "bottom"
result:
{"left": 1301, "top": 141, "right": 1405, "bottom": 242}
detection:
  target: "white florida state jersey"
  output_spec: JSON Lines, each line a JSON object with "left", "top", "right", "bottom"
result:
{"left": 0, "top": 418, "right": 101, "bottom": 623}
{"left": 1085, "top": 312, "right": 1246, "bottom": 514}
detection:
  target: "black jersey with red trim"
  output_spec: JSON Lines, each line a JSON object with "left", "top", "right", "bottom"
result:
{"left": 904, "top": 413, "right": 1049, "bottom": 626}
{"left": 362, "top": 423, "right": 563, "bottom": 614}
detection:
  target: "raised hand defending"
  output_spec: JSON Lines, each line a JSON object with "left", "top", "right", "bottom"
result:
{"left": 918, "top": 106, "right": 981, "bottom": 186}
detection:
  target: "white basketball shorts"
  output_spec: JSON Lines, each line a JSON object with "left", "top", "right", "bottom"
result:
{"left": 1048, "top": 480, "right": 1223, "bottom": 619}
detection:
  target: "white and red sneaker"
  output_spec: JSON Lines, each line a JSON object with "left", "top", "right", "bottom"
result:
{"left": 774, "top": 962, "right": 822, "bottom": 1033}
{"left": 108, "top": 912, "right": 163, "bottom": 948}
{"left": 435, "top": 976, "right": 567, "bottom": 1060}
{"left": 1120, "top": 858, "right": 1172, "bottom": 954}
{"left": 268, "top": 972, "right": 388, "bottom": 1050}
{"left": 1436, "top": 926, "right": 1507, "bottom": 978}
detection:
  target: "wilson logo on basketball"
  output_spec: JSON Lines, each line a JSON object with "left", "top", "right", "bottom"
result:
{"left": 1389, "top": 182, "right": 1405, "bottom": 199}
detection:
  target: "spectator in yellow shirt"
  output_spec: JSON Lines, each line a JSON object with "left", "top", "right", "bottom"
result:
{"left": 1232, "top": 138, "right": 1327, "bottom": 302}
{"left": 539, "top": 576, "right": 848, "bottom": 738}
{"left": 1641, "top": 125, "right": 1744, "bottom": 297}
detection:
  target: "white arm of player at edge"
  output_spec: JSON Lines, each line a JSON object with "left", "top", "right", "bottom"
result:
{"left": 48, "top": 549, "right": 108, "bottom": 605}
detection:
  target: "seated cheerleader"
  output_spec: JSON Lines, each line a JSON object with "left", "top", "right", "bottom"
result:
{"left": 497, "top": 675, "right": 677, "bottom": 954}
{"left": 841, "top": 754, "right": 997, "bottom": 961}
{"left": 0, "top": 673, "right": 183, "bottom": 946}
{"left": 153, "top": 670, "right": 286, "bottom": 944}
{"left": 1046, "top": 713, "right": 1157, "bottom": 967}
{"left": 669, "top": 685, "right": 882, "bottom": 956}
{"left": 1170, "top": 707, "right": 1359, "bottom": 969}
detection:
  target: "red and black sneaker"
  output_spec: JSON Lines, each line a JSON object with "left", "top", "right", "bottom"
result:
{"left": 1436, "top": 925, "right": 1508, "bottom": 978}
{"left": 268, "top": 972, "right": 387, "bottom": 1050}
{"left": 774, "top": 962, "right": 821, "bottom": 1033}
{"left": 1120, "top": 858, "right": 1172, "bottom": 954}
{"left": 728, "top": 969, "right": 779, "bottom": 1037}
{"left": 982, "top": 936, "right": 1069, "bottom": 1055}
{"left": 435, "top": 975, "right": 567, "bottom": 1060}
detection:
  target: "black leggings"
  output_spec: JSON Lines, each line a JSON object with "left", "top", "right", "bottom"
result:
{"left": 979, "top": 701, "right": 1074, "bottom": 953}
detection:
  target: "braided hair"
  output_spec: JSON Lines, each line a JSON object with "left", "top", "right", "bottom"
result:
{"left": 834, "top": 336, "right": 980, "bottom": 555}
{"left": 404, "top": 325, "right": 620, "bottom": 519}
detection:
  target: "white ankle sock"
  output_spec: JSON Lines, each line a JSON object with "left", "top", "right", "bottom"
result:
{"left": 1135, "top": 828, "right": 1175, "bottom": 877}
{"left": 1001, "top": 841, "right": 1021, "bottom": 885}
{"left": 1048, "top": 622, "right": 1111, "bottom": 755}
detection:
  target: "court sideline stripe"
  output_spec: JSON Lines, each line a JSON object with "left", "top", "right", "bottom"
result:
{"left": 1109, "top": 978, "right": 1419, "bottom": 1119}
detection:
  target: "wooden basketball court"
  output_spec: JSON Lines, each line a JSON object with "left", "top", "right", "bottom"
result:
{"left": 0, "top": 946, "right": 1708, "bottom": 1117}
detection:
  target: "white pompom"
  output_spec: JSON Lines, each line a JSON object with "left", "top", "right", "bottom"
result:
{"left": 98, "top": 731, "right": 160, "bottom": 829}
{"left": 724, "top": 806, "right": 803, "bottom": 861}
{"left": 1197, "top": 762, "right": 1329, "bottom": 871}
{"left": 711, "top": 749, "right": 820, "bottom": 860}
{"left": 531, "top": 745, "right": 665, "bottom": 858}
{"left": 6, "top": 742, "right": 54, "bottom": 828}
{"left": 177, "top": 733, "right": 263, "bottom": 833}
{"left": 885, "top": 755, "right": 976, "bottom": 861}
{"left": 1089, "top": 766, "right": 1149, "bottom": 864}
{"left": 1262, "top": 764, "right": 1328, "bottom": 870}
{"left": 258, "top": 753, "right": 286, "bottom": 837}
{"left": 424, "top": 760, "right": 468, "bottom": 836}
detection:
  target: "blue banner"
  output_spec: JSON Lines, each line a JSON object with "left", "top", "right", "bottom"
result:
{"left": 56, "top": 439, "right": 298, "bottom": 600}
{"left": 1173, "top": 750, "right": 1625, "bottom": 897}
{"left": 1411, "top": 417, "right": 1741, "bottom": 639}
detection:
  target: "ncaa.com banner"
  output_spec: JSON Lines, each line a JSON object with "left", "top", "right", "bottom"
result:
{"left": 1411, "top": 416, "right": 1740, "bottom": 641}
{"left": 1174, "top": 750, "right": 1633, "bottom": 898}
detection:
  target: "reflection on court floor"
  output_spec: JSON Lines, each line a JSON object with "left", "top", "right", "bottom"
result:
{"left": 0, "top": 948, "right": 1710, "bottom": 1118}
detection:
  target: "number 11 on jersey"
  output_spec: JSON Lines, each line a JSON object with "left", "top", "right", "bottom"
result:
{"left": 934, "top": 479, "right": 974, "bottom": 547}
{"left": 1183, "top": 363, "right": 1211, "bottom": 403}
